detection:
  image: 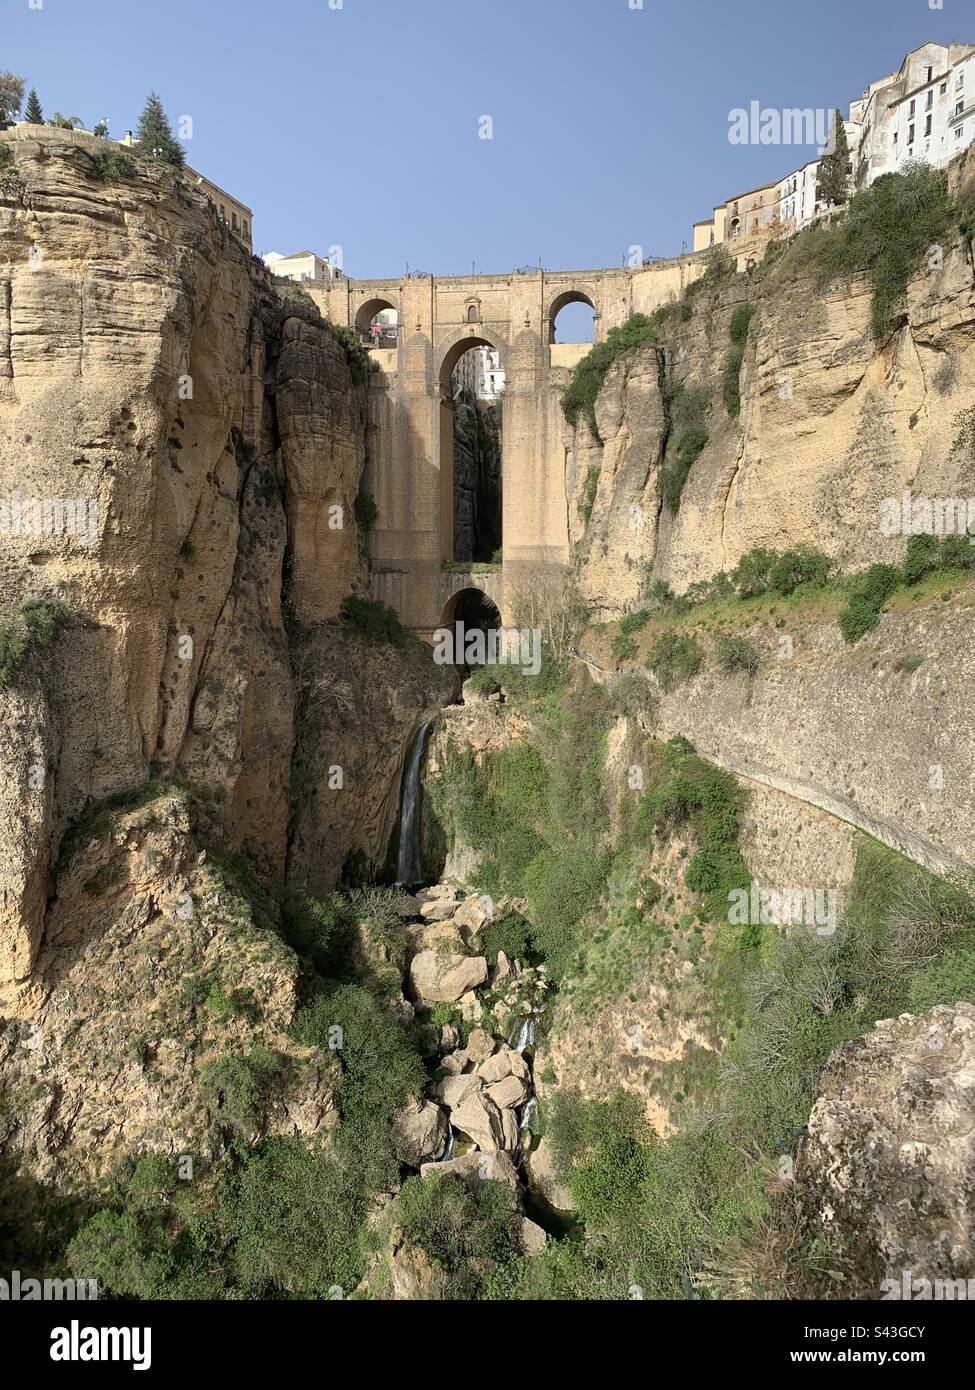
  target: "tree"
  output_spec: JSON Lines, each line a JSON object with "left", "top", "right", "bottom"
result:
{"left": 24, "top": 88, "right": 43, "bottom": 124}
{"left": 819, "top": 110, "right": 851, "bottom": 207}
{"left": 0, "top": 72, "right": 25, "bottom": 125}
{"left": 136, "top": 91, "right": 184, "bottom": 168}
{"left": 50, "top": 113, "right": 82, "bottom": 130}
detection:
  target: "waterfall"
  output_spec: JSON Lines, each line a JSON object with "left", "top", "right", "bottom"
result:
{"left": 395, "top": 718, "right": 434, "bottom": 887}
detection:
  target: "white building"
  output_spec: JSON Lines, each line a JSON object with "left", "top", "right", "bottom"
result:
{"left": 853, "top": 42, "right": 975, "bottom": 186}
{"left": 693, "top": 41, "right": 975, "bottom": 253}
{"left": 474, "top": 347, "right": 504, "bottom": 401}
{"left": 261, "top": 250, "right": 335, "bottom": 283}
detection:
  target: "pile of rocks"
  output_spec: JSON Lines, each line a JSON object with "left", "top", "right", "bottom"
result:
{"left": 392, "top": 883, "right": 545, "bottom": 1171}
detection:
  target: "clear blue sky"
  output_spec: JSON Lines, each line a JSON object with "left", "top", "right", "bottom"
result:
{"left": 4, "top": 0, "right": 967, "bottom": 280}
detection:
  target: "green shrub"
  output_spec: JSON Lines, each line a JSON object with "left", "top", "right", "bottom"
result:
{"left": 660, "top": 382, "right": 710, "bottom": 511}
{"left": 88, "top": 148, "right": 135, "bottom": 183}
{"left": 482, "top": 909, "right": 533, "bottom": 965}
{"left": 293, "top": 982, "right": 425, "bottom": 1189}
{"left": 221, "top": 1137, "right": 368, "bottom": 1296}
{"left": 200, "top": 1046, "right": 284, "bottom": 1137}
{"left": 714, "top": 633, "right": 758, "bottom": 675}
{"left": 636, "top": 737, "right": 750, "bottom": 920}
{"left": 280, "top": 890, "right": 355, "bottom": 976}
{"left": 385, "top": 1172, "right": 521, "bottom": 1299}
{"left": 340, "top": 594, "right": 406, "bottom": 645}
{"left": 647, "top": 631, "right": 702, "bottom": 692}
{"left": 562, "top": 314, "right": 660, "bottom": 439}
{"left": 820, "top": 162, "right": 953, "bottom": 341}
{"left": 335, "top": 324, "right": 370, "bottom": 385}
{"left": 0, "top": 600, "right": 69, "bottom": 688}
{"left": 940, "top": 533, "right": 975, "bottom": 569}
{"left": 838, "top": 563, "right": 900, "bottom": 642}
{"left": 767, "top": 545, "right": 831, "bottom": 594}
{"left": 611, "top": 631, "right": 637, "bottom": 661}
{"left": 728, "top": 303, "right": 757, "bottom": 345}
{"left": 902, "top": 533, "right": 941, "bottom": 585}
{"left": 578, "top": 465, "right": 600, "bottom": 525}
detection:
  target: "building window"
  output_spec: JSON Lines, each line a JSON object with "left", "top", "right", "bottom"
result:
{"left": 926, "top": 90, "right": 933, "bottom": 109}
{"left": 956, "top": 125, "right": 964, "bottom": 140}
{"left": 467, "top": 304, "right": 478, "bottom": 323}
{"left": 243, "top": 220, "right": 249, "bottom": 239}
{"left": 909, "top": 99, "right": 915, "bottom": 116}
{"left": 232, "top": 212, "right": 239, "bottom": 232}
{"left": 957, "top": 99, "right": 965, "bottom": 116}
{"left": 941, "top": 82, "right": 947, "bottom": 94}
{"left": 927, "top": 66, "right": 933, "bottom": 82}
{"left": 908, "top": 123, "right": 915, "bottom": 143}
{"left": 925, "top": 114, "right": 932, "bottom": 136}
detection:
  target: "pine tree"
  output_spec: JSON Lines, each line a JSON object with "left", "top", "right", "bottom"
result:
{"left": 24, "top": 88, "right": 43, "bottom": 124}
{"left": 136, "top": 91, "right": 184, "bottom": 168}
{"left": 819, "top": 111, "right": 851, "bottom": 207}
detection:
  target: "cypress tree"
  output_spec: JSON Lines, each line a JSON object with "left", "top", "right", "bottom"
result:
{"left": 819, "top": 111, "right": 851, "bottom": 207}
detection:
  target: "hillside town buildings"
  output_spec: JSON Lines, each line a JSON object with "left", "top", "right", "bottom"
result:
{"left": 694, "top": 41, "right": 975, "bottom": 264}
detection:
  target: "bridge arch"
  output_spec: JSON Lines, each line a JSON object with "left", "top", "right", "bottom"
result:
{"left": 547, "top": 288, "right": 597, "bottom": 344}
{"left": 436, "top": 330, "right": 507, "bottom": 570}
{"left": 442, "top": 589, "right": 500, "bottom": 642}
{"left": 354, "top": 295, "right": 399, "bottom": 345}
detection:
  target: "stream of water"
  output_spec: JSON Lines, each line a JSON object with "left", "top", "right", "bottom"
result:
{"left": 395, "top": 718, "right": 434, "bottom": 887}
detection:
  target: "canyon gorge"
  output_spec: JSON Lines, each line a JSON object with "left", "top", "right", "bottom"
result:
{"left": 1, "top": 122, "right": 974, "bottom": 1302}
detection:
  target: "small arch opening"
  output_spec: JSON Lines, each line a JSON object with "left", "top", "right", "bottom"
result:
{"left": 549, "top": 290, "right": 596, "bottom": 345}
{"left": 440, "top": 588, "right": 502, "bottom": 667}
{"left": 354, "top": 297, "right": 398, "bottom": 348}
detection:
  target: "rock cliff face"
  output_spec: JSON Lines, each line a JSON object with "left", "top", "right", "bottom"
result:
{"left": 796, "top": 1003, "right": 975, "bottom": 1296}
{"left": 0, "top": 131, "right": 448, "bottom": 1003}
{"left": 568, "top": 197, "right": 975, "bottom": 618}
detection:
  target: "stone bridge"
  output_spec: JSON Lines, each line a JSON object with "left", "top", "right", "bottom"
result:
{"left": 308, "top": 257, "right": 706, "bottom": 635}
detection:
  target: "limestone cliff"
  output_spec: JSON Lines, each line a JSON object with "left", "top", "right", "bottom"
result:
{"left": 568, "top": 165, "right": 975, "bottom": 618}
{"left": 0, "top": 129, "right": 450, "bottom": 1002}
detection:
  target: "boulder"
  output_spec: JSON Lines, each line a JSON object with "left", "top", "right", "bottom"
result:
{"left": 457, "top": 989, "right": 483, "bottom": 1023}
{"left": 417, "top": 885, "right": 460, "bottom": 922}
{"left": 420, "top": 1150, "right": 519, "bottom": 1191}
{"left": 492, "top": 951, "right": 513, "bottom": 985}
{"left": 518, "top": 1218, "right": 548, "bottom": 1255}
{"left": 409, "top": 950, "right": 487, "bottom": 1003}
{"left": 500, "top": 1106, "right": 520, "bottom": 1153}
{"left": 436, "top": 1073, "right": 482, "bottom": 1109}
{"left": 795, "top": 1003, "right": 975, "bottom": 1295}
{"left": 464, "top": 1028, "right": 496, "bottom": 1064}
{"left": 485, "top": 1073, "right": 530, "bottom": 1111}
{"left": 526, "top": 1135, "right": 574, "bottom": 1212}
{"left": 392, "top": 1099, "right": 448, "bottom": 1167}
{"left": 451, "top": 1090, "right": 505, "bottom": 1153}
{"left": 454, "top": 893, "right": 496, "bottom": 934}
{"left": 476, "top": 1046, "right": 529, "bottom": 1085}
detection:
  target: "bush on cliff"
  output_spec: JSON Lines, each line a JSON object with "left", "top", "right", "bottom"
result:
{"left": 660, "top": 381, "right": 710, "bottom": 511}
{"left": 561, "top": 313, "right": 659, "bottom": 440}
{"left": 0, "top": 600, "right": 69, "bottom": 688}
{"left": 820, "top": 161, "right": 953, "bottom": 341}
{"left": 837, "top": 563, "right": 901, "bottom": 642}
{"left": 340, "top": 594, "right": 406, "bottom": 645}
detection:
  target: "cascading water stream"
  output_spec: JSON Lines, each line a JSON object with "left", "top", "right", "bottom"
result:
{"left": 395, "top": 719, "right": 434, "bottom": 887}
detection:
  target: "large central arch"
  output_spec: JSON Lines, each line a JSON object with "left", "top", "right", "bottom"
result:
{"left": 436, "top": 329, "right": 506, "bottom": 565}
